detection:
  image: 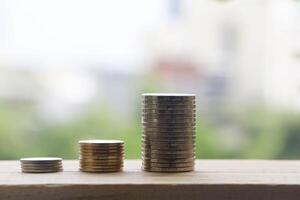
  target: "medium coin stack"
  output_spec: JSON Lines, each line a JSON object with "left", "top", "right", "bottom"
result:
{"left": 142, "top": 93, "right": 196, "bottom": 172}
{"left": 79, "top": 140, "right": 124, "bottom": 173}
{"left": 20, "top": 157, "right": 63, "bottom": 173}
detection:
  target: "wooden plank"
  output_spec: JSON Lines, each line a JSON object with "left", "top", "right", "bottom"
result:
{"left": 0, "top": 160, "right": 300, "bottom": 200}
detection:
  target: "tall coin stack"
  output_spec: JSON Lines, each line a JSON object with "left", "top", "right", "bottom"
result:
{"left": 142, "top": 93, "right": 196, "bottom": 172}
{"left": 79, "top": 140, "right": 124, "bottom": 173}
{"left": 20, "top": 157, "right": 63, "bottom": 173}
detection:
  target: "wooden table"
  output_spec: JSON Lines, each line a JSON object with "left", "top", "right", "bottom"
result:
{"left": 1, "top": 160, "right": 300, "bottom": 200}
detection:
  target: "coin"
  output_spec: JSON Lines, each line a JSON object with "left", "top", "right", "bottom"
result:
{"left": 142, "top": 113, "right": 196, "bottom": 118}
{"left": 142, "top": 139, "right": 195, "bottom": 144}
{"left": 143, "top": 109, "right": 195, "bottom": 114}
{"left": 20, "top": 157, "right": 63, "bottom": 173}
{"left": 142, "top": 157, "right": 195, "bottom": 163}
{"left": 143, "top": 162, "right": 194, "bottom": 168}
{"left": 142, "top": 166, "right": 194, "bottom": 172}
{"left": 80, "top": 145, "right": 123, "bottom": 149}
{"left": 142, "top": 98, "right": 195, "bottom": 102}
{"left": 80, "top": 164, "right": 123, "bottom": 168}
{"left": 79, "top": 152, "right": 124, "bottom": 157}
{"left": 142, "top": 118, "right": 196, "bottom": 124}
{"left": 142, "top": 123, "right": 196, "bottom": 128}
{"left": 142, "top": 153, "right": 195, "bottom": 159}
{"left": 20, "top": 157, "right": 62, "bottom": 163}
{"left": 142, "top": 143, "right": 195, "bottom": 149}
{"left": 21, "top": 164, "right": 63, "bottom": 168}
{"left": 142, "top": 135, "right": 196, "bottom": 141}
{"left": 80, "top": 168, "right": 122, "bottom": 173}
{"left": 142, "top": 145, "right": 195, "bottom": 150}
{"left": 22, "top": 169, "right": 63, "bottom": 173}
{"left": 142, "top": 93, "right": 195, "bottom": 100}
{"left": 78, "top": 140, "right": 124, "bottom": 173}
{"left": 79, "top": 149, "right": 124, "bottom": 154}
{"left": 143, "top": 126, "right": 195, "bottom": 131}
{"left": 141, "top": 93, "right": 196, "bottom": 172}
{"left": 79, "top": 140, "right": 124, "bottom": 144}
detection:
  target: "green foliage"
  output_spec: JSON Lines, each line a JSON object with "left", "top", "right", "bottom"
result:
{"left": 1, "top": 101, "right": 300, "bottom": 160}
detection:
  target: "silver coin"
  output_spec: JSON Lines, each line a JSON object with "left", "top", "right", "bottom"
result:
{"left": 142, "top": 166, "right": 194, "bottom": 172}
{"left": 142, "top": 118, "right": 196, "bottom": 123}
{"left": 143, "top": 162, "right": 194, "bottom": 168}
{"left": 20, "top": 157, "right": 62, "bottom": 163}
{"left": 142, "top": 157, "right": 195, "bottom": 163}
{"left": 142, "top": 113, "right": 196, "bottom": 119}
{"left": 142, "top": 93, "right": 195, "bottom": 99}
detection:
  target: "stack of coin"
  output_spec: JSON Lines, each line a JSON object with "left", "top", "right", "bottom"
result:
{"left": 79, "top": 140, "right": 124, "bottom": 173}
{"left": 20, "top": 157, "right": 63, "bottom": 173}
{"left": 142, "top": 93, "right": 196, "bottom": 172}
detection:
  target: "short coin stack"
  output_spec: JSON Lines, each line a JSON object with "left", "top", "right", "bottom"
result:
{"left": 79, "top": 140, "right": 124, "bottom": 173}
{"left": 142, "top": 93, "right": 196, "bottom": 172}
{"left": 20, "top": 157, "right": 63, "bottom": 173}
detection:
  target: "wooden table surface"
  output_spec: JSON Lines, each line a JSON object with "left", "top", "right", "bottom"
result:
{"left": 1, "top": 160, "right": 300, "bottom": 199}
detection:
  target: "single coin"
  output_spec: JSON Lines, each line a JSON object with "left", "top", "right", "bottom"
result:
{"left": 143, "top": 108, "right": 195, "bottom": 114}
{"left": 20, "top": 162, "right": 62, "bottom": 166}
{"left": 21, "top": 168, "right": 63, "bottom": 173}
{"left": 21, "top": 164, "right": 63, "bottom": 169}
{"left": 142, "top": 112, "right": 197, "bottom": 119}
{"left": 80, "top": 164, "right": 123, "bottom": 168}
{"left": 80, "top": 157, "right": 123, "bottom": 161}
{"left": 79, "top": 145, "right": 124, "bottom": 149}
{"left": 79, "top": 166, "right": 123, "bottom": 170}
{"left": 22, "top": 169, "right": 63, "bottom": 173}
{"left": 142, "top": 144, "right": 195, "bottom": 149}
{"left": 79, "top": 155, "right": 123, "bottom": 159}
{"left": 143, "top": 103, "right": 195, "bottom": 107}
{"left": 79, "top": 140, "right": 124, "bottom": 145}
{"left": 79, "top": 144, "right": 123, "bottom": 148}
{"left": 142, "top": 123, "right": 196, "bottom": 128}
{"left": 143, "top": 132, "right": 196, "bottom": 137}
{"left": 142, "top": 115, "right": 196, "bottom": 120}
{"left": 142, "top": 98, "right": 195, "bottom": 103}
{"left": 142, "top": 139, "right": 195, "bottom": 145}
{"left": 143, "top": 129, "right": 196, "bottom": 134}
{"left": 142, "top": 145, "right": 195, "bottom": 151}
{"left": 80, "top": 158, "right": 123, "bottom": 164}
{"left": 142, "top": 135, "right": 196, "bottom": 141}
{"left": 80, "top": 168, "right": 122, "bottom": 173}
{"left": 142, "top": 105, "right": 196, "bottom": 111}
{"left": 79, "top": 149, "right": 124, "bottom": 153}
{"left": 142, "top": 149, "right": 195, "bottom": 155}
{"left": 21, "top": 165, "right": 62, "bottom": 169}
{"left": 142, "top": 102, "right": 195, "bottom": 107}
{"left": 79, "top": 152, "right": 124, "bottom": 156}
{"left": 142, "top": 166, "right": 194, "bottom": 172}
{"left": 143, "top": 133, "right": 195, "bottom": 138}
{"left": 142, "top": 118, "right": 196, "bottom": 124}
{"left": 142, "top": 153, "right": 195, "bottom": 159}
{"left": 142, "top": 157, "right": 195, "bottom": 163}
{"left": 143, "top": 162, "right": 194, "bottom": 168}
{"left": 20, "top": 157, "right": 62, "bottom": 163}
{"left": 142, "top": 101, "right": 195, "bottom": 106}
{"left": 142, "top": 152, "right": 195, "bottom": 158}
{"left": 142, "top": 93, "right": 195, "bottom": 99}
{"left": 143, "top": 126, "right": 195, "bottom": 131}
{"left": 142, "top": 108, "right": 196, "bottom": 112}
{"left": 80, "top": 152, "right": 124, "bottom": 156}
{"left": 142, "top": 139, "right": 195, "bottom": 144}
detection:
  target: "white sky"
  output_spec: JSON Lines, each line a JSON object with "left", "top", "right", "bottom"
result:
{"left": 0, "top": 0, "right": 166, "bottom": 70}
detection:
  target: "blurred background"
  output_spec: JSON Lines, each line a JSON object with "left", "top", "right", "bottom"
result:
{"left": 0, "top": 0, "right": 300, "bottom": 159}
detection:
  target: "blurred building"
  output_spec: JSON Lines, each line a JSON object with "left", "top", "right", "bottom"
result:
{"left": 146, "top": 0, "right": 300, "bottom": 111}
